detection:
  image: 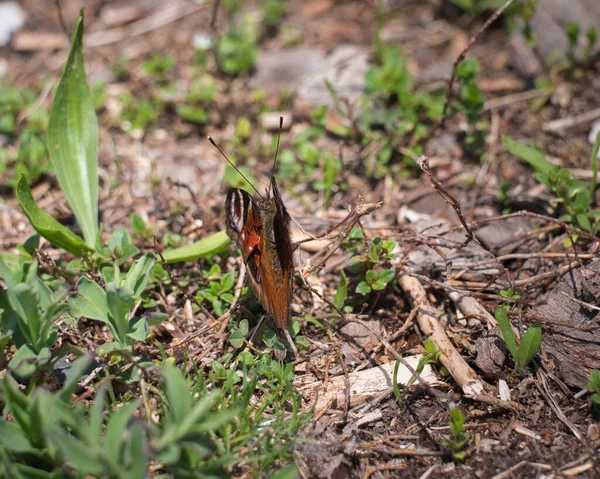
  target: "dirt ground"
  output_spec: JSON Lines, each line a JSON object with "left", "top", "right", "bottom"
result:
{"left": 1, "top": 0, "right": 600, "bottom": 478}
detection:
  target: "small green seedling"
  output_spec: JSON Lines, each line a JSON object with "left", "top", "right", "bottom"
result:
{"left": 142, "top": 53, "right": 175, "bottom": 83}
{"left": 69, "top": 253, "right": 166, "bottom": 354}
{"left": 352, "top": 238, "right": 397, "bottom": 296}
{"left": 504, "top": 134, "right": 600, "bottom": 234}
{"left": 565, "top": 21, "right": 598, "bottom": 72}
{"left": 443, "top": 406, "right": 470, "bottom": 460}
{"left": 196, "top": 264, "right": 235, "bottom": 316}
{"left": 0, "top": 258, "right": 65, "bottom": 378}
{"left": 216, "top": 16, "right": 258, "bottom": 76}
{"left": 495, "top": 306, "right": 542, "bottom": 371}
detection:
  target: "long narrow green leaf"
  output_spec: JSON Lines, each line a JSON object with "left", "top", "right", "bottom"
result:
{"left": 503, "top": 136, "right": 554, "bottom": 175}
{"left": 494, "top": 306, "right": 518, "bottom": 360}
{"left": 16, "top": 176, "right": 92, "bottom": 257}
{"left": 105, "top": 401, "right": 139, "bottom": 465}
{"left": 516, "top": 321, "right": 542, "bottom": 369}
{"left": 161, "top": 231, "right": 232, "bottom": 263}
{"left": 47, "top": 10, "right": 98, "bottom": 247}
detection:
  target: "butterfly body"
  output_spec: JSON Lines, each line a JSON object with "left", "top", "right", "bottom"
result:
{"left": 225, "top": 177, "right": 293, "bottom": 329}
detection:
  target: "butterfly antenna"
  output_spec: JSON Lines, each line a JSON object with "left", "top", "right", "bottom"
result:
{"left": 208, "top": 136, "right": 263, "bottom": 199}
{"left": 269, "top": 115, "right": 284, "bottom": 195}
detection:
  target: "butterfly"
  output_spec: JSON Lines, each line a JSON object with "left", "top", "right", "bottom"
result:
{"left": 208, "top": 117, "right": 294, "bottom": 330}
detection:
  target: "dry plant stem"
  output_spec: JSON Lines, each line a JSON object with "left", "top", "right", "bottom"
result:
{"left": 535, "top": 369, "right": 582, "bottom": 441}
{"left": 418, "top": 156, "right": 473, "bottom": 247}
{"left": 437, "top": 0, "right": 515, "bottom": 130}
{"left": 542, "top": 106, "right": 600, "bottom": 133}
{"left": 337, "top": 347, "right": 351, "bottom": 421}
{"left": 483, "top": 88, "right": 551, "bottom": 111}
{"left": 16, "top": 81, "right": 53, "bottom": 129}
{"left": 468, "top": 109, "right": 500, "bottom": 220}
{"left": 491, "top": 461, "right": 552, "bottom": 479}
{"left": 210, "top": 0, "right": 221, "bottom": 30}
{"left": 36, "top": 250, "right": 75, "bottom": 286}
{"left": 398, "top": 274, "right": 486, "bottom": 397}
{"left": 301, "top": 198, "right": 382, "bottom": 276}
{"left": 86, "top": 3, "right": 208, "bottom": 48}
{"left": 468, "top": 210, "right": 600, "bottom": 244}
{"left": 54, "top": 0, "right": 70, "bottom": 39}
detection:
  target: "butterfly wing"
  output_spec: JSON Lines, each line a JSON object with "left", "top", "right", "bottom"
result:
{"left": 225, "top": 184, "right": 294, "bottom": 330}
{"left": 263, "top": 177, "right": 294, "bottom": 328}
{"left": 225, "top": 188, "right": 261, "bottom": 270}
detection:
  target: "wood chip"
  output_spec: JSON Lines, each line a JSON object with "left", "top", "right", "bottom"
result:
{"left": 11, "top": 31, "right": 68, "bottom": 51}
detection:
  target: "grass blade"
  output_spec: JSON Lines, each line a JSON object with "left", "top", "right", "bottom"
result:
{"left": 47, "top": 10, "right": 98, "bottom": 247}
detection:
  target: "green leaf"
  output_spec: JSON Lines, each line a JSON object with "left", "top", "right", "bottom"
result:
{"left": 516, "top": 321, "right": 542, "bottom": 369}
{"left": 51, "top": 430, "right": 106, "bottom": 476}
{"left": 503, "top": 136, "right": 554, "bottom": 175}
{"left": 8, "top": 345, "right": 51, "bottom": 379}
{"left": 126, "top": 318, "right": 149, "bottom": 344}
{"left": 131, "top": 213, "right": 148, "bottom": 236}
{"left": 333, "top": 270, "right": 348, "bottom": 309}
{"left": 86, "top": 385, "right": 107, "bottom": 448}
{"left": 123, "top": 253, "right": 156, "bottom": 299}
{"left": 238, "top": 318, "right": 249, "bottom": 336}
{"left": 0, "top": 420, "right": 35, "bottom": 453}
{"left": 494, "top": 306, "right": 518, "bottom": 360}
{"left": 70, "top": 276, "right": 108, "bottom": 322}
{"left": 105, "top": 401, "right": 139, "bottom": 464}
{"left": 108, "top": 228, "right": 139, "bottom": 263}
{"left": 220, "top": 271, "right": 235, "bottom": 292}
{"left": 365, "top": 269, "right": 377, "bottom": 285}
{"left": 378, "top": 269, "right": 396, "bottom": 284}
{"left": 229, "top": 330, "right": 245, "bottom": 348}
{"left": 356, "top": 281, "right": 371, "bottom": 295}
{"left": 10, "top": 283, "right": 42, "bottom": 349}
{"left": 106, "top": 283, "right": 134, "bottom": 344}
{"left": 162, "top": 365, "right": 192, "bottom": 423}
{"left": 587, "top": 370, "right": 600, "bottom": 392}
{"left": 122, "top": 422, "right": 147, "bottom": 479}
{"left": 176, "top": 105, "right": 208, "bottom": 124}
{"left": 161, "top": 231, "right": 232, "bottom": 263}
{"left": 16, "top": 176, "right": 92, "bottom": 257}
{"left": 147, "top": 313, "right": 168, "bottom": 326}
{"left": 47, "top": 10, "right": 98, "bottom": 247}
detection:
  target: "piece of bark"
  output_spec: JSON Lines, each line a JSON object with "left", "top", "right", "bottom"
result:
{"left": 476, "top": 217, "right": 539, "bottom": 255}
{"left": 296, "top": 355, "right": 439, "bottom": 412}
{"left": 534, "top": 261, "right": 600, "bottom": 389}
{"left": 474, "top": 329, "right": 508, "bottom": 377}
